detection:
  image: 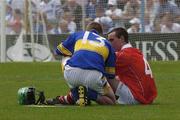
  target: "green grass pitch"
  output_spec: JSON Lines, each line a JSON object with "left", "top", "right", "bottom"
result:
{"left": 0, "top": 61, "right": 180, "bottom": 120}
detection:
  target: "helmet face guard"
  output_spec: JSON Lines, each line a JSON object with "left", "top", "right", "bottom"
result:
{"left": 17, "top": 87, "right": 45, "bottom": 105}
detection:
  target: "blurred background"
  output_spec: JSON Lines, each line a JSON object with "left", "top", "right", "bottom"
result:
{"left": 0, "top": 0, "right": 180, "bottom": 62}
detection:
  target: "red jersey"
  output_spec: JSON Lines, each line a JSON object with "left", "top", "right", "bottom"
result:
{"left": 115, "top": 44, "right": 157, "bottom": 104}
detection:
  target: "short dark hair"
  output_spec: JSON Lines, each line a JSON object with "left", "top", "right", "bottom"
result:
{"left": 86, "top": 22, "right": 103, "bottom": 34}
{"left": 108, "top": 27, "right": 129, "bottom": 43}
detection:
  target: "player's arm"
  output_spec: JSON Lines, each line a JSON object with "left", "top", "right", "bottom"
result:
{"left": 104, "top": 46, "right": 116, "bottom": 79}
{"left": 107, "top": 52, "right": 130, "bottom": 93}
{"left": 107, "top": 77, "right": 119, "bottom": 93}
{"left": 56, "top": 33, "right": 76, "bottom": 56}
{"left": 56, "top": 44, "right": 72, "bottom": 56}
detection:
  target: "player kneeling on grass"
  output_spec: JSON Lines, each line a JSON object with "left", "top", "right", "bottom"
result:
{"left": 107, "top": 27, "right": 157, "bottom": 104}
{"left": 46, "top": 22, "right": 116, "bottom": 106}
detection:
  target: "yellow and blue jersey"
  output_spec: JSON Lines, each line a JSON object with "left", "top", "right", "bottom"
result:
{"left": 56, "top": 30, "right": 115, "bottom": 79}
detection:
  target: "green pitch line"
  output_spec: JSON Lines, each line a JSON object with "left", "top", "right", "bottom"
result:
{"left": 0, "top": 61, "right": 180, "bottom": 120}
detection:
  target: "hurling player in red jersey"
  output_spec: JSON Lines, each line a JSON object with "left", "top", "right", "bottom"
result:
{"left": 107, "top": 27, "right": 157, "bottom": 104}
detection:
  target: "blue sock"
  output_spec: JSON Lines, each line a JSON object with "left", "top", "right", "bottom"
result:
{"left": 70, "top": 88, "right": 79, "bottom": 102}
{"left": 87, "top": 88, "right": 98, "bottom": 101}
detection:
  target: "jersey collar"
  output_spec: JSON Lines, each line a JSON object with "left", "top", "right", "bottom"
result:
{"left": 121, "top": 43, "right": 132, "bottom": 50}
{"left": 90, "top": 29, "right": 99, "bottom": 34}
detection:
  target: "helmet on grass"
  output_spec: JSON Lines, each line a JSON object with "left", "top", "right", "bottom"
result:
{"left": 17, "top": 86, "right": 46, "bottom": 105}
{"left": 17, "top": 87, "right": 36, "bottom": 105}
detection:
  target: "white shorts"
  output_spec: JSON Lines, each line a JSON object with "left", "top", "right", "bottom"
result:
{"left": 115, "top": 81, "right": 139, "bottom": 105}
{"left": 64, "top": 65, "right": 107, "bottom": 95}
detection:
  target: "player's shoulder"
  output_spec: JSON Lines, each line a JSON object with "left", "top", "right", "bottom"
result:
{"left": 121, "top": 47, "right": 143, "bottom": 60}
{"left": 72, "top": 31, "right": 84, "bottom": 36}
{"left": 122, "top": 47, "right": 140, "bottom": 53}
{"left": 68, "top": 31, "right": 85, "bottom": 39}
{"left": 116, "top": 47, "right": 137, "bottom": 58}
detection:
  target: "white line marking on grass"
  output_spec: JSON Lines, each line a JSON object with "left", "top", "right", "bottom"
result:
{"left": 26, "top": 105, "right": 79, "bottom": 108}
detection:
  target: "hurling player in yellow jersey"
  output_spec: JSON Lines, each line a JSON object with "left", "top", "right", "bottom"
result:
{"left": 46, "top": 22, "right": 116, "bottom": 106}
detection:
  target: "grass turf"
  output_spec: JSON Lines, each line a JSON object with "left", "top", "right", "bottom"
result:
{"left": 0, "top": 61, "right": 180, "bottom": 120}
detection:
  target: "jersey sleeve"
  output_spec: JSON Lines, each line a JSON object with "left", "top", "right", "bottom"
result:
{"left": 104, "top": 46, "right": 116, "bottom": 79}
{"left": 56, "top": 33, "right": 76, "bottom": 56}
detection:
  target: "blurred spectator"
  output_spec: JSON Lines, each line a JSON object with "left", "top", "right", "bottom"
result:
{"left": 31, "top": 0, "right": 42, "bottom": 16}
{"left": 48, "top": 21, "right": 58, "bottom": 34}
{"left": 10, "top": 0, "right": 25, "bottom": 14}
{"left": 145, "top": 0, "right": 159, "bottom": 26}
{"left": 32, "top": 12, "right": 47, "bottom": 34}
{"left": 49, "top": 19, "right": 69, "bottom": 34}
{"left": 105, "top": 0, "right": 124, "bottom": 28}
{"left": 156, "top": 0, "right": 180, "bottom": 20}
{"left": 86, "top": 0, "right": 98, "bottom": 20}
{"left": 94, "top": 6, "right": 103, "bottom": 16}
{"left": 5, "top": 2, "right": 13, "bottom": 21}
{"left": 58, "top": 20, "right": 69, "bottom": 34}
{"left": 62, "top": 11, "right": 77, "bottom": 33}
{"left": 100, "top": 16, "right": 113, "bottom": 33}
{"left": 122, "top": 0, "right": 141, "bottom": 21}
{"left": 98, "top": 0, "right": 108, "bottom": 8}
{"left": 63, "top": 0, "right": 82, "bottom": 31}
{"left": 30, "top": 0, "right": 64, "bottom": 35}
{"left": 175, "top": 0, "right": 180, "bottom": 8}
{"left": 94, "top": 6, "right": 113, "bottom": 33}
{"left": 61, "top": 0, "right": 66, "bottom": 5}
{"left": 116, "top": 0, "right": 127, "bottom": 10}
{"left": 6, "top": 9, "right": 23, "bottom": 34}
{"left": 144, "top": 13, "right": 154, "bottom": 33}
{"left": 127, "top": 17, "right": 140, "bottom": 33}
{"left": 40, "top": 0, "right": 63, "bottom": 23}
{"left": 160, "top": 13, "right": 180, "bottom": 33}
{"left": 76, "top": 0, "right": 88, "bottom": 6}
{"left": 153, "top": 17, "right": 161, "bottom": 33}
{"left": 94, "top": 6, "right": 105, "bottom": 20}
{"left": 4, "top": 0, "right": 180, "bottom": 34}
{"left": 5, "top": 2, "right": 14, "bottom": 34}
